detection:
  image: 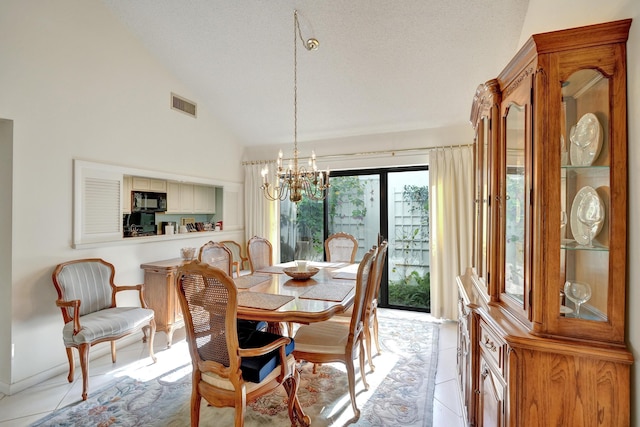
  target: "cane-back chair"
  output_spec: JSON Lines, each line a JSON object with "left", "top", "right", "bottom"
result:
{"left": 220, "top": 240, "right": 249, "bottom": 277}
{"left": 325, "top": 232, "right": 358, "bottom": 263}
{"left": 51, "top": 258, "right": 157, "bottom": 400}
{"left": 247, "top": 236, "right": 273, "bottom": 273}
{"left": 292, "top": 248, "right": 376, "bottom": 421}
{"left": 176, "top": 261, "right": 309, "bottom": 427}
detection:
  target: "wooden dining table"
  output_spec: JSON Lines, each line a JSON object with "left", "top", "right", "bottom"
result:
{"left": 234, "top": 261, "right": 358, "bottom": 326}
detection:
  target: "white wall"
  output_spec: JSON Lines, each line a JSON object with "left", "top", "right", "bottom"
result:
{"left": 519, "top": 1, "right": 640, "bottom": 425}
{"left": 0, "top": 0, "right": 245, "bottom": 393}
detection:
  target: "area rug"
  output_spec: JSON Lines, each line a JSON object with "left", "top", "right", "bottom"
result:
{"left": 31, "top": 313, "right": 439, "bottom": 426}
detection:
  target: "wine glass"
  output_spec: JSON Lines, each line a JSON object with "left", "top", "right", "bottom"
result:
{"left": 577, "top": 192, "right": 603, "bottom": 247}
{"left": 564, "top": 281, "right": 592, "bottom": 318}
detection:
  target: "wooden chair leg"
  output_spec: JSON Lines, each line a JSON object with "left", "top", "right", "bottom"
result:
{"left": 78, "top": 343, "right": 90, "bottom": 400}
{"left": 359, "top": 339, "right": 369, "bottom": 391}
{"left": 190, "top": 382, "right": 201, "bottom": 427}
{"left": 345, "top": 357, "right": 361, "bottom": 421}
{"left": 364, "top": 323, "right": 375, "bottom": 372}
{"left": 234, "top": 388, "right": 246, "bottom": 427}
{"left": 65, "top": 347, "right": 75, "bottom": 383}
{"left": 373, "top": 308, "right": 381, "bottom": 355}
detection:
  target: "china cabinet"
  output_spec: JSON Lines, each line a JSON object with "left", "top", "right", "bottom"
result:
{"left": 458, "top": 19, "right": 633, "bottom": 427}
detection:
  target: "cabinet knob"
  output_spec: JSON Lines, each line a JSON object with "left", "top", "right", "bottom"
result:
{"left": 483, "top": 336, "right": 497, "bottom": 352}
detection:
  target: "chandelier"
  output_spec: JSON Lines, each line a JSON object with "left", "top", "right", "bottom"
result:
{"left": 261, "top": 10, "right": 330, "bottom": 203}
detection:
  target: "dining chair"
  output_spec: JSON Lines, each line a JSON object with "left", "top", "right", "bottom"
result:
{"left": 51, "top": 258, "right": 157, "bottom": 400}
{"left": 247, "top": 236, "right": 273, "bottom": 273}
{"left": 199, "top": 241, "right": 266, "bottom": 332}
{"left": 198, "top": 241, "right": 233, "bottom": 274}
{"left": 292, "top": 248, "right": 376, "bottom": 421}
{"left": 330, "top": 240, "right": 388, "bottom": 371}
{"left": 325, "top": 232, "right": 358, "bottom": 263}
{"left": 175, "top": 261, "right": 310, "bottom": 427}
{"left": 220, "top": 240, "right": 249, "bottom": 277}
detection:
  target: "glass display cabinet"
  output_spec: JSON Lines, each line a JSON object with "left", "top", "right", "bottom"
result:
{"left": 457, "top": 19, "right": 633, "bottom": 427}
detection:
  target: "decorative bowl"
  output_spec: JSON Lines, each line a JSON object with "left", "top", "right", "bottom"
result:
{"left": 283, "top": 267, "right": 319, "bottom": 280}
{"left": 180, "top": 247, "right": 196, "bottom": 261}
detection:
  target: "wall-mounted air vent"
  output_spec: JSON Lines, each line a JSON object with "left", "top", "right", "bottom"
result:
{"left": 171, "top": 92, "right": 197, "bottom": 118}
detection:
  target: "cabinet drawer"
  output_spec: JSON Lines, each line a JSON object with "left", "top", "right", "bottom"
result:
{"left": 479, "top": 319, "right": 505, "bottom": 373}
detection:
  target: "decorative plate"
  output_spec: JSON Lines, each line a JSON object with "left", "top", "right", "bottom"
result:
{"left": 570, "top": 186, "right": 605, "bottom": 245}
{"left": 569, "top": 113, "right": 603, "bottom": 166}
{"left": 283, "top": 267, "right": 319, "bottom": 280}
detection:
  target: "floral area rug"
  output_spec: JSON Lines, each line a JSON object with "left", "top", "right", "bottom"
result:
{"left": 31, "top": 313, "right": 439, "bottom": 427}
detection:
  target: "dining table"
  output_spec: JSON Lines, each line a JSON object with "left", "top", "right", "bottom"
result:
{"left": 233, "top": 261, "right": 359, "bottom": 331}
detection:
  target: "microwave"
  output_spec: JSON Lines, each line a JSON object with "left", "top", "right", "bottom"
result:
{"left": 132, "top": 191, "right": 167, "bottom": 212}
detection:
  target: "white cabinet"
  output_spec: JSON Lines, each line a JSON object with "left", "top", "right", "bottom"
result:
{"left": 167, "top": 182, "right": 216, "bottom": 214}
{"left": 122, "top": 175, "right": 132, "bottom": 214}
{"left": 194, "top": 185, "right": 215, "bottom": 213}
{"left": 132, "top": 176, "right": 166, "bottom": 192}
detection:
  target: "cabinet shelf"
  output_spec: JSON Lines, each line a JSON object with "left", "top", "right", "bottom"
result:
{"left": 560, "top": 239, "right": 608, "bottom": 251}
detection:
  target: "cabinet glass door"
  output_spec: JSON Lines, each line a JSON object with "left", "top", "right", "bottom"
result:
{"left": 504, "top": 103, "right": 526, "bottom": 305}
{"left": 560, "top": 68, "right": 610, "bottom": 322}
{"left": 476, "top": 116, "right": 491, "bottom": 293}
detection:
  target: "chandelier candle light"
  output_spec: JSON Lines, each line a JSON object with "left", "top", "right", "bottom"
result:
{"left": 261, "top": 10, "right": 330, "bottom": 203}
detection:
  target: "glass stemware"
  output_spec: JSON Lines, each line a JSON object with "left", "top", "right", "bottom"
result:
{"left": 564, "top": 281, "right": 592, "bottom": 318}
{"left": 577, "top": 192, "right": 603, "bottom": 247}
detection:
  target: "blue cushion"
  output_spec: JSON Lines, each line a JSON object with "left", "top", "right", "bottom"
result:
{"left": 238, "top": 329, "right": 295, "bottom": 383}
{"left": 237, "top": 319, "right": 268, "bottom": 331}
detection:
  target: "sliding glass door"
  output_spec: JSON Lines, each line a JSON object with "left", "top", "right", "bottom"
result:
{"left": 279, "top": 166, "right": 430, "bottom": 312}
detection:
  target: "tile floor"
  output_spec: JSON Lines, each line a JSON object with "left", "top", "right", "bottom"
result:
{"left": 0, "top": 309, "right": 465, "bottom": 426}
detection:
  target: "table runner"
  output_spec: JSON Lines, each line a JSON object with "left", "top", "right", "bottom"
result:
{"left": 237, "top": 292, "right": 294, "bottom": 310}
{"left": 299, "top": 283, "right": 354, "bottom": 302}
{"left": 233, "top": 274, "right": 272, "bottom": 289}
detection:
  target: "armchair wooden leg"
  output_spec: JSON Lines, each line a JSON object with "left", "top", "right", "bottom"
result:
{"left": 148, "top": 319, "right": 157, "bottom": 363}
{"left": 190, "top": 381, "right": 201, "bottom": 427}
{"left": 65, "top": 347, "right": 74, "bottom": 383}
{"left": 78, "top": 343, "right": 90, "bottom": 400}
{"left": 234, "top": 387, "right": 246, "bottom": 427}
{"left": 110, "top": 341, "right": 117, "bottom": 363}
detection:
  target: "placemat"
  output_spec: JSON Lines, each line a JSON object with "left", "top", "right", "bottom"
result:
{"left": 330, "top": 264, "right": 358, "bottom": 280}
{"left": 237, "top": 292, "right": 294, "bottom": 310}
{"left": 299, "top": 283, "right": 354, "bottom": 302}
{"left": 233, "top": 274, "right": 272, "bottom": 289}
{"left": 256, "top": 265, "right": 286, "bottom": 274}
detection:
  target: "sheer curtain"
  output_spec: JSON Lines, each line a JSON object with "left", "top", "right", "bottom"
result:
{"left": 244, "top": 164, "right": 280, "bottom": 260}
{"left": 429, "top": 145, "right": 474, "bottom": 320}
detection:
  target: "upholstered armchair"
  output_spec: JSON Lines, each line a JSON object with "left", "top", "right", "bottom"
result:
{"left": 51, "top": 258, "right": 157, "bottom": 400}
{"left": 176, "top": 261, "right": 309, "bottom": 427}
{"left": 325, "top": 232, "right": 358, "bottom": 263}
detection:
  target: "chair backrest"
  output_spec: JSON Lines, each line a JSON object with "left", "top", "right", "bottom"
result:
{"left": 176, "top": 261, "right": 240, "bottom": 373}
{"left": 247, "top": 236, "right": 273, "bottom": 273}
{"left": 220, "top": 240, "right": 246, "bottom": 270}
{"left": 325, "top": 232, "right": 358, "bottom": 263}
{"left": 198, "top": 241, "right": 233, "bottom": 275}
{"left": 349, "top": 248, "right": 376, "bottom": 335}
{"left": 52, "top": 258, "right": 116, "bottom": 320}
{"left": 371, "top": 240, "right": 388, "bottom": 301}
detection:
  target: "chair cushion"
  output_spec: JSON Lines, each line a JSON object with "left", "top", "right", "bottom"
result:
{"left": 201, "top": 354, "right": 297, "bottom": 392}
{"left": 62, "top": 307, "right": 154, "bottom": 345}
{"left": 293, "top": 321, "right": 350, "bottom": 354}
{"left": 237, "top": 329, "right": 295, "bottom": 383}
{"left": 237, "top": 319, "right": 268, "bottom": 332}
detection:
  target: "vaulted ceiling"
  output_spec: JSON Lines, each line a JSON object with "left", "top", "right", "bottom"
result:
{"left": 102, "top": 0, "right": 529, "bottom": 146}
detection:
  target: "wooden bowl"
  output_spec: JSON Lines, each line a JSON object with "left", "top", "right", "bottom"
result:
{"left": 283, "top": 267, "right": 319, "bottom": 280}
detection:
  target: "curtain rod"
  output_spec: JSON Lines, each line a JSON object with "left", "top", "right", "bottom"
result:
{"left": 241, "top": 143, "right": 473, "bottom": 165}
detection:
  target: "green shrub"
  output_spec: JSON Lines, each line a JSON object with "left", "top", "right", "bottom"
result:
{"left": 388, "top": 271, "right": 430, "bottom": 310}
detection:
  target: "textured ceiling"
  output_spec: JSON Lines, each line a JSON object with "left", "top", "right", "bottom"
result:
{"left": 101, "top": 0, "right": 529, "bottom": 146}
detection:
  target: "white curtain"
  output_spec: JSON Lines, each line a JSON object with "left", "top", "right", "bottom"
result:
{"left": 244, "top": 164, "right": 280, "bottom": 260}
{"left": 429, "top": 145, "right": 474, "bottom": 320}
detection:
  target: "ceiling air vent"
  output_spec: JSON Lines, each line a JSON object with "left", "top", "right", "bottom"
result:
{"left": 171, "top": 92, "right": 197, "bottom": 118}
